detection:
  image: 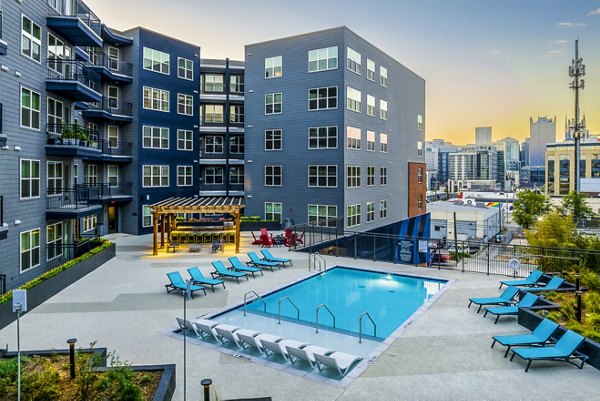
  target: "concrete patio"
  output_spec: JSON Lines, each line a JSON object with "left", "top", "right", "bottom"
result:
{"left": 1, "top": 233, "right": 598, "bottom": 401}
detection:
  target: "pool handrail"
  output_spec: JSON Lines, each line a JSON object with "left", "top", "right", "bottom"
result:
{"left": 278, "top": 296, "right": 300, "bottom": 324}
{"left": 359, "top": 311, "right": 377, "bottom": 343}
{"left": 243, "top": 290, "right": 267, "bottom": 317}
{"left": 309, "top": 252, "right": 327, "bottom": 272}
{"left": 315, "top": 303, "right": 336, "bottom": 333}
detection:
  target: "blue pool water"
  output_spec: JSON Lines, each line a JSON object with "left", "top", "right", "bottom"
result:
{"left": 242, "top": 267, "right": 446, "bottom": 339}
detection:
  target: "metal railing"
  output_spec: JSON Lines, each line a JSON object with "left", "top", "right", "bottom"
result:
{"left": 0, "top": 195, "right": 4, "bottom": 227}
{"left": 47, "top": 0, "right": 102, "bottom": 37}
{"left": 46, "top": 187, "right": 95, "bottom": 210}
{"left": 315, "top": 303, "right": 335, "bottom": 333}
{"left": 46, "top": 239, "right": 103, "bottom": 270}
{"left": 358, "top": 311, "right": 376, "bottom": 343}
{"left": 308, "top": 252, "right": 326, "bottom": 272}
{"left": 76, "top": 182, "right": 133, "bottom": 198}
{"left": 86, "top": 98, "right": 133, "bottom": 117}
{"left": 87, "top": 51, "right": 133, "bottom": 77}
{"left": 0, "top": 274, "right": 5, "bottom": 296}
{"left": 243, "top": 290, "right": 266, "bottom": 317}
{"left": 47, "top": 58, "right": 100, "bottom": 93}
{"left": 47, "top": 123, "right": 99, "bottom": 142}
{"left": 277, "top": 297, "right": 300, "bottom": 324}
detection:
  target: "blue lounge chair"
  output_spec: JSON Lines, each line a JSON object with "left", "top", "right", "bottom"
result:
{"left": 226, "top": 257, "right": 263, "bottom": 278}
{"left": 187, "top": 266, "right": 226, "bottom": 292}
{"left": 491, "top": 318, "right": 559, "bottom": 357}
{"left": 247, "top": 251, "right": 280, "bottom": 271}
{"left": 165, "top": 271, "right": 206, "bottom": 298}
{"left": 260, "top": 249, "right": 292, "bottom": 267}
{"left": 211, "top": 261, "right": 248, "bottom": 283}
{"left": 499, "top": 270, "right": 544, "bottom": 289}
{"left": 511, "top": 330, "right": 588, "bottom": 372}
{"left": 483, "top": 293, "right": 539, "bottom": 324}
{"left": 468, "top": 286, "right": 519, "bottom": 313}
{"left": 523, "top": 276, "right": 565, "bottom": 293}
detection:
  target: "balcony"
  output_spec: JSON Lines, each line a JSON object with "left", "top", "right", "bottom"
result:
{"left": 198, "top": 183, "right": 244, "bottom": 197}
{"left": 46, "top": 187, "right": 102, "bottom": 219}
{"left": 46, "top": 59, "right": 101, "bottom": 102}
{"left": 87, "top": 51, "right": 133, "bottom": 83}
{"left": 78, "top": 182, "right": 133, "bottom": 204}
{"left": 46, "top": 0, "right": 102, "bottom": 47}
{"left": 199, "top": 154, "right": 245, "bottom": 165}
{"left": 0, "top": 195, "right": 7, "bottom": 241}
{"left": 100, "top": 25, "right": 133, "bottom": 47}
{"left": 46, "top": 124, "right": 132, "bottom": 162}
{"left": 81, "top": 98, "right": 133, "bottom": 123}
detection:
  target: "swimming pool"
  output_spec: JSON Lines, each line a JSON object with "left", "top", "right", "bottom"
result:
{"left": 238, "top": 266, "right": 446, "bottom": 340}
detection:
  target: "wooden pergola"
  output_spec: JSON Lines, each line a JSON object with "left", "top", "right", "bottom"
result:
{"left": 149, "top": 196, "right": 245, "bottom": 255}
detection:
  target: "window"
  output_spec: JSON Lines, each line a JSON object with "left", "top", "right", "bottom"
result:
{"left": 46, "top": 222, "right": 63, "bottom": 261}
{"left": 417, "top": 141, "right": 424, "bottom": 156}
{"left": 230, "top": 136, "right": 244, "bottom": 154}
{"left": 21, "top": 87, "right": 41, "bottom": 130}
{"left": 107, "top": 165, "right": 118, "bottom": 187}
{"left": 107, "top": 86, "right": 119, "bottom": 108}
{"left": 205, "top": 136, "right": 223, "bottom": 153}
{"left": 177, "top": 94, "right": 193, "bottom": 116}
{"left": 418, "top": 193, "right": 424, "bottom": 210}
{"left": 47, "top": 98, "right": 65, "bottom": 132}
{"left": 177, "top": 166, "right": 193, "bottom": 187}
{"left": 108, "top": 47, "right": 119, "bottom": 71}
{"left": 142, "top": 205, "right": 153, "bottom": 227}
{"left": 177, "top": 129, "right": 193, "bottom": 151}
{"left": 204, "top": 167, "right": 224, "bottom": 184}
{"left": 265, "top": 202, "right": 282, "bottom": 223}
{"left": 47, "top": 161, "right": 63, "bottom": 195}
{"left": 142, "top": 165, "right": 169, "bottom": 187}
{"left": 230, "top": 105, "right": 244, "bottom": 124}
{"left": 308, "top": 165, "right": 337, "bottom": 187}
{"left": 265, "top": 165, "right": 282, "bottom": 186}
{"left": 20, "top": 159, "right": 40, "bottom": 199}
{"left": 418, "top": 167, "right": 423, "bottom": 183}
{"left": 347, "top": 166, "right": 361, "bottom": 188}
{"left": 380, "top": 200, "right": 388, "bottom": 219}
{"left": 380, "top": 167, "right": 388, "bottom": 185}
{"left": 143, "top": 47, "right": 170, "bottom": 74}
{"left": 308, "top": 126, "right": 337, "bottom": 149}
{"left": 380, "top": 133, "right": 388, "bottom": 153}
{"left": 380, "top": 100, "right": 388, "bottom": 120}
{"left": 178, "top": 57, "right": 193, "bottom": 80}
{"left": 366, "top": 202, "right": 375, "bottom": 222}
{"left": 367, "top": 59, "right": 375, "bottom": 81}
{"left": 346, "top": 47, "right": 361, "bottom": 74}
{"left": 108, "top": 126, "right": 119, "bottom": 148}
{"left": 347, "top": 204, "right": 361, "bottom": 227}
{"left": 265, "top": 56, "right": 282, "bottom": 78}
{"left": 21, "top": 16, "right": 41, "bottom": 62}
{"left": 230, "top": 75, "right": 244, "bottom": 93}
{"left": 265, "top": 93, "right": 282, "bottom": 114}
{"left": 20, "top": 228, "right": 40, "bottom": 271}
{"left": 48, "top": 33, "right": 71, "bottom": 73}
{"left": 142, "top": 126, "right": 169, "bottom": 149}
{"left": 346, "top": 87, "right": 362, "bottom": 113}
{"left": 265, "top": 129, "right": 282, "bottom": 151}
{"left": 143, "top": 86, "right": 169, "bottom": 112}
{"left": 308, "top": 46, "right": 338, "bottom": 72}
{"left": 203, "top": 74, "right": 223, "bottom": 92}
{"left": 346, "top": 126, "right": 361, "bottom": 150}
{"left": 380, "top": 66, "right": 388, "bottom": 87}
{"left": 83, "top": 215, "right": 97, "bottom": 232}
{"left": 86, "top": 165, "right": 97, "bottom": 184}
{"left": 418, "top": 114, "right": 424, "bottom": 131}
{"left": 308, "top": 86, "right": 337, "bottom": 110}
{"left": 367, "top": 131, "right": 375, "bottom": 151}
{"left": 229, "top": 166, "right": 244, "bottom": 185}
{"left": 367, "top": 166, "right": 375, "bottom": 186}
{"left": 308, "top": 205, "right": 337, "bottom": 227}
{"left": 367, "top": 95, "right": 375, "bottom": 116}
{"left": 204, "top": 105, "right": 224, "bottom": 123}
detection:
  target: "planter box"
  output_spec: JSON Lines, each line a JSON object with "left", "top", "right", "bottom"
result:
{"left": 0, "top": 243, "right": 116, "bottom": 330}
{"left": 240, "top": 221, "right": 281, "bottom": 231}
{"left": 518, "top": 306, "right": 600, "bottom": 370}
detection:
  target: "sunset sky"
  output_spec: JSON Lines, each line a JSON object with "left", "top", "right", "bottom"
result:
{"left": 85, "top": 0, "right": 600, "bottom": 145}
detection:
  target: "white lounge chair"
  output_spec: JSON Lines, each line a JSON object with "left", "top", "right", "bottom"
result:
{"left": 215, "top": 327, "right": 259, "bottom": 347}
{"left": 314, "top": 351, "right": 363, "bottom": 377}
{"left": 236, "top": 332, "right": 283, "bottom": 354}
{"left": 285, "top": 344, "right": 333, "bottom": 368}
{"left": 261, "top": 339, "right": 308, "bottom": 360}
{"left": 192, "top": 319, "right": 222, "bottom": 341}
{"left": 176, "top": 317, "right": 202, "bottom": 337}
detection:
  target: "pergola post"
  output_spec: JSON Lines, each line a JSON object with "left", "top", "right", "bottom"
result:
{"left": 235, "top": 211, "right": 241, "bottom": 254}
{"left": 160, "top": 213, "right": 165, "bottom": 247}
{"left": 152, "top": 211, "right": 159, "bottom": 255}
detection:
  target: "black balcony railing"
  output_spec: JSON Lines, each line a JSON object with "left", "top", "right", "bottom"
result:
{"left": 46, "top": 187, "right": 95, "bottom": 210}
{"left": 46, "top": 238, "right": 104, "bottom": 271}
{"left": 77, "top": 182, "right": 133, "bottom": 198}
{"left": 0, "top": 195, "right": 4, "bottom": 227}
{"left": 47, "top": 0, "right": 102, "bottom": 37}
{"left": 100, "top": 140, "right": 132, "bottom": 157}
{"left": 47, "top": 123, "right": 99, "bottom": 143}
{"left": 88, "top": 51, "right": 133, "bottom": 76}
{"left": 47, "top": 58, "right": 100, "bottom": 92}
{"left": 86, "top": 98, "right": 133, "bottom": 117}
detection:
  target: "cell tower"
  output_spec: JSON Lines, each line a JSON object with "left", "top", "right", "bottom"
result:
{"left": 568, "top": 39, "right": 585, "bottom": 193}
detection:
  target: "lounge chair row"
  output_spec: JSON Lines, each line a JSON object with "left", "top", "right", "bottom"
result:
{"left": 176, "top": 318, "right": 362, "bottom": 377}
{"left": 499, "top": 269, "right": 566, "bottom": 291}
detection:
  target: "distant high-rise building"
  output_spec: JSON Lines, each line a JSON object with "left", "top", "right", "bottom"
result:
{"left": 449, "top": 145, "right": 497, "bottom": 181}
{"left": 475, "top": 127, "right": 492, "bottom": 145}
{"left": 529, "top": 117, "right": 556, "bottom": 167}
{"left": 520, "top": 138, "right": 530, "bottom": 168}
{"left": 426, "top": 139, "right": 457, "bottom": 190}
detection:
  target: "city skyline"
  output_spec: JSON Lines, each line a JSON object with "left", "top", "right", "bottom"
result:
{"left": 85, "top": 0, "right": 600, "bottom": 145}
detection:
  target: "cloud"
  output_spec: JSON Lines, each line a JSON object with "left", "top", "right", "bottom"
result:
{"left": 587, "top": 7, "right": 600, "bottom": 16}
{"left": 549, "top": 40, "right": 569, "bottom": 45}
{"left": 547, "top": 49, "right": 564, "bottom": 56}
{"left": 557, "top": 22, "right": 586, "bottom": 27}
{"left": 488, "top": 51, "right": 500, "bottom": 56}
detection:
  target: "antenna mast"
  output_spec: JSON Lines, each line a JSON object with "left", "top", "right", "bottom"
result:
{"left": 568, "top": 39, "right": 585, "bottom": 193}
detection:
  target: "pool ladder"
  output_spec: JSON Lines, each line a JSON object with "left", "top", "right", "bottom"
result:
{"left": 315, "top": 303, "right": 336, "bottom": 333}
{"left": 309, "top": 252, "right": 327, "bottom": 272}
{"left": 278, "top": 297, "right": 300, "bottom": 324}
{"left": 243, "top": 291, "right": 266, "bottom": 317}
{"left": 359, "top": 311, "right": 377, "bottom": 343}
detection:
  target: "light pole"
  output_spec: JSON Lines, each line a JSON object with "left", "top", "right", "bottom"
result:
{"left": 183, "top": 279, "right": 191, "bottom": 401}
{"left": 12, "top": 290, "right": 27, "bottom": 401}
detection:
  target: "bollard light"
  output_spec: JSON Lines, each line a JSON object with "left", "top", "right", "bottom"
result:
{"left": 67, "top": 338, "right": 77, "bottom": 379}
{"left": 575, "top": 291, "right": 583, "bottom": 323}
{"left": 201, "top": 378, "right": 213, "bottom": 401}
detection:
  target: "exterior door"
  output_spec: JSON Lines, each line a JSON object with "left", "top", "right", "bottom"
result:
{"left": 108, "top": 206, "right": 117, "bottom": 233}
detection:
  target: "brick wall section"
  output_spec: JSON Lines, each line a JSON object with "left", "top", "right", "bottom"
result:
{"left": 408, "top": 162, "right": 427, "bottom": 217}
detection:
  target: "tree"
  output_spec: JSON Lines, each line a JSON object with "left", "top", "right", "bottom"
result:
{"left": 526, "top": 211, "right": 579, "bottom": 248}
{"left": 512, "top": 189, "right": 550, "bottom": 229}
{"left": 558, "top": 191, "right": 594, "bottom": 225}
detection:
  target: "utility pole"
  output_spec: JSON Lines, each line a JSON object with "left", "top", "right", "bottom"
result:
{"left": 568, "top": 39, "right": 586, "bottom": 193}
{"left": 453, "top": 211, "right": 459, "bottom": 262}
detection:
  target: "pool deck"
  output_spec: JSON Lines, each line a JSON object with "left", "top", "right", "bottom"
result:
{"left": 1, "top": 233, "right": 599, "bottom": 401}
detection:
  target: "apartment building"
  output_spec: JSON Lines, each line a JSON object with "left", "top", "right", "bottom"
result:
{"left": 243, "top": 27, "right": 426, "bottom": 230}
{"left": 546, "top": 139, "right": 600, "bottom": 196}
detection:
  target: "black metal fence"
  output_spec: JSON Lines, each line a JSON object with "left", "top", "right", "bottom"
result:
{"left": 46, "top": 239, "right": 104, "bottom": 271}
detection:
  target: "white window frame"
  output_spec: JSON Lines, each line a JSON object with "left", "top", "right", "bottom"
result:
{"left": 346, "top": 126, "right": 361, "bottom": 150}
{"left": 265, "top": 202, "right": 282, "bottom": 223}
{"left": 47, "top": 161, "right": 63, "bottom": 196}
{"left": 177, "top": 129, "right": 193, "bottom": 151}
{"left": 346, "top": 86, "right": 362, "bottom": 113}
{"left": 143, "top": 86, "right": 170, "bottom": 112}
{"left": 86, "top": 164, "right": 98, "bottom": 185}
{"left": 21, "top": 15, "right": 41, "bottom": 63}
{"left": 380, "top": 100, "right": 388, "bottom": 120}
{"left": 308, "top": 86, "right": 338, "bottom": 111}
{"left": 229, "top": 166, "right": 244, "bottom": 185}
{"left": 265, "top": 56, "right": 283, "bottom": 79}
{"left": 20, "top": 159, "right": 40, "bottom": 199}
{"left": 308, "top": 165, "right": 337, "bottom": 188}
{"left": 47, "top": 33, "right": 71, "bottom": 73}
{"left": 177, "top": 93, "right": 193, "bottom": 116}
{"left": 46, "top": 222, "right": 63, "bottom": 261}
{"left": 177, "top": 57, "right": 194, "bottom": 80}
{"left": 107, "top": 165, "right": 119, "bottom": 188}
{"left": 265, "top": 93, "right": 282, "bottom": 115}
{"left": 265, "top": 129, "right": 282, "bottom": 151}
{"left": 347, "top": 204, "right": 361, "bottom": 228}
{"left": 380, "top": 66, "right": 388, "bottom": 87}
{"left": 308, "top": 46, "right": 338, "bottom": 72}
{"left": 143, "top": 47, "right": 170, "bottom": 75}
{"left": 177, "top": 165, "right": 193, "bottom": 187}
{"left": 203, "top": 74, "right": 224, "bottom": 92}
{"left": 346, "top": 166, "right": 361, "bottom": 188}
{"left": 418, "top": 167, "right": 423, "bottom": 184}
{"left": 380, "top": 133, "right": 388, "bottom": 153}
{"left": 308, "top": 126, "right": 338, "bottom": 149}
{"left": 204, "top": 166, "right": 224, "bottom": 185}
{"left": 83, "top": 215, "right": 97, "bottom": 232}
{"left": 380, "top": 167, "right": 388, "bottom": 186}
{"left": 367, "top": 131, "right": 375, "bottom": 151}
{"left": 142, "top": 205, "right": 153, "bottom": 227}
{"left": 367, "top": 95, "right": 375, "bottom": 116}
{"left": 265, "top": 165, "right": 282, "bottom": 187}
{"left": 367, "top": 166, "right": 375, "bottom": 186}
{"left": 418, "top": 193, "right": 424, "bottom": 210}
{"left": 366, "top": 201, "right": 375, "bottom": 223}
{"left": 20, "top": 86, "right": 41, "bottom": 130}
{"left": 142, "top": 126, "right": 169, "bottom": 149}
{"left": 108, "top": 46, "right": 119, "bottom": 71}
{"left": 107, "top": 125, "right": 119, "bottom": 148}
{"left": 20, "top": 228, "right": 40, "bottom": 272}
{"left": 142, "top": 165, "right": 169, "bottom": 188}
{"left": 367, "top": 58, "right": 375, "bottom": 81}
{"left": 205, "top": 136, "right": 223, "bottom": 154}
{"left": 204, "top": 104, "right": 224, "bottom": 123}
{"left": 230, "top": 136, "right": 244, "bottom": 154}
{"left": 346, "top": 47, "right": 361, "bottom": 75}
{"left": 308, "top": 204, "right": 338, "bottom": 227}
{"left": 418, "top": 140, "right": 424, "bottom": 157}
{"left": 380, "top": 200, "right": 388, "bottom": 219}
{"left": 418, "top": 114, "right": 424, "bottom": 131}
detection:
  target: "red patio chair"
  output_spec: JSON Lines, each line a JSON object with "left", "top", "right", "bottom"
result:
{"left": 251, "top": 231, "right": 261, "bottom": 245}
{"left": 296, "top": 231, "right": 304, "bottom": 244}
{"left": 260, "top": 234, "right": 273, "bottom": 248}
{"left": 285, "top": 233, "right": 297, "bottom": 248}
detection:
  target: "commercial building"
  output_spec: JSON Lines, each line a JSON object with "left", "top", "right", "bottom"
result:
{"left": 428, "top": 201, "right": 501, "bottom": 242}
{"left": 529, "top": 116, "right": 556, "bottom": 168}
{"left": 546, "top": 138, "right": 600, "bottom": 196}
{"left": 475, "top": 126, "right": 492, "bottom": 145}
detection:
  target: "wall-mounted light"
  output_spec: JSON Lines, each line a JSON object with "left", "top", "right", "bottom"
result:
{"left": 14, "top": 145, "right": 21, "bottom": 151}
{"left": 1, "top": 65, "right": 9, "bottom": 72}
{"left": 15, "top": 71, "right": 22, "bottom": 77}
{"left": 1, "top": 146, "right": 9, "bottom": 150}
{"left": 14, "top": 220, "right": 22, "bottom": 225}
{"left": 248, "top": 89, "right": 254, "bottom": 93}
{"left": 247, "top": 160, "right": 252, "bottom": 163}
{"left": 146, "top": 195, "right": 150, "bottom": 200}
{"left": 246, "top": 52, "right": 252, "bottom": 56}
{"left": 246, "top": 125, "right": 253, "bottom": 128}
{"left": 247, "top": 194, "right": 252, "bottom": 198}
